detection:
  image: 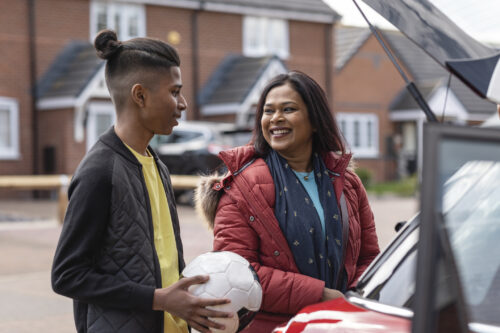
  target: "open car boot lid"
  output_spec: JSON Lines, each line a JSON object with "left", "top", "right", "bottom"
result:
{"left": 359, "top": 0, "right": 500, "bottom": 104}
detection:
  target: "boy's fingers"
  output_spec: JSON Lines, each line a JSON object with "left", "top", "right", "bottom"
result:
{"left": 198, "top": 307, "right": 234, "bottom": 319}
{"left": 192, "top": 316, "right": 227, "bottom": 331}
{"left": 188, "top": 321, "right": 210, "bottom": 333}
{"left": 178, "top": 275, "right": 209, "bottom": 288}
{"left": 197, "top": 297, "right": 231, "bottom": 307}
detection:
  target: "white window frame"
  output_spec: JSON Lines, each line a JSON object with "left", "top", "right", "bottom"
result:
{"left": 90, "top": 1, "right": 146, "bottom": 42}
{"left": 337, "top": 112, "right": 379, "bottom": 158}
{"left": 86, "top": 102, "right": 116, "bottom": 151}
{"left": 243, "top": 16, "right": 289, "bottom": 59}
{"left": 0, "top": 97, "right": 20, "bottom": 160}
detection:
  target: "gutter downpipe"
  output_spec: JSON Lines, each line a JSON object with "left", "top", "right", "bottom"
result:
{"left": 190, "top": 1, "right": 204, "bottom": 120}
{"left": 28, "top": 0, "right": 39, "bottom": 176}
{"left": 325, "top": 21, "right": 333, "bottom": 103}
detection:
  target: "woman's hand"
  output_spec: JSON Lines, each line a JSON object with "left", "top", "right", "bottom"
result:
{"left": 321, "top": 288, "right": 344, "bottom": 301}
{"left": 153, "top": 275, "right": 233, "bottom": 333}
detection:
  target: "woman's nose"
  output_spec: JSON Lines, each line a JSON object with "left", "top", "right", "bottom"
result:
{"left": 270, "top": 110, "right": 283, "bottom": 123}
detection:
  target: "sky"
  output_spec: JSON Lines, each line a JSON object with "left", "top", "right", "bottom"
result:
{"left": 323, "top": 0, "right": 500, "bottom": 44}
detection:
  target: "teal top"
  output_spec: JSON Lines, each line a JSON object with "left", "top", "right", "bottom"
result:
{"left": 292, "top": 169, "right": 326, "bottom": 238}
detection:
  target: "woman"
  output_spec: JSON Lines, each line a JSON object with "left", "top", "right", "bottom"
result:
{"left": 195, "top": 71, "right": 380, "bottom": 332}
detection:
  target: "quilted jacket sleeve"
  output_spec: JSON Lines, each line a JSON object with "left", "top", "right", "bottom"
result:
{"left": 213, "top": 193, "right": 325, "bottom": 315}
{"left": 51, "top": 155, "right": 154, "bottom": 311}
{"left": 351, "top": 174, "right": 380, "bottom": 283}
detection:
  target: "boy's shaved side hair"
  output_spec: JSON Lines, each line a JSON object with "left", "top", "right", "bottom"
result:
{"left": 94, "top": 29, "right": 180, "bottom": 108}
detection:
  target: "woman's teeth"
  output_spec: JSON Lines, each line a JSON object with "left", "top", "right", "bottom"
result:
{"left": 272, "top": 129, "right": 290, "bottom": 135}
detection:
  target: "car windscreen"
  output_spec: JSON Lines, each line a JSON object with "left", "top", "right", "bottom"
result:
{"left": 157, "top": 130, "right": 205, "bottom": 144}
{"left": 356, "top": 163, "right": 500, "bottom": 324}
{"left": 356, "top": 219, "right": 419, "bottom": 309}
{"left": 219, "top": 130, "right": 253, "bottom": 147}
{"left": 441, "top": 161, "right": 500, "bottom": 325}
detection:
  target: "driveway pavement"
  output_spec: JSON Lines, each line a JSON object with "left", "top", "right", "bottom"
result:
{"left": 0, "top": 195, "right": 417, "bottom": 332}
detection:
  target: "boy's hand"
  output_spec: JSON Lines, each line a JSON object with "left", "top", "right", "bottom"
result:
{"left": 153, "top": 275, "right": 233, "bottom": 333}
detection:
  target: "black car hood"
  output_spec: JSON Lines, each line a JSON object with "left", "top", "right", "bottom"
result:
{"left": 360, "top": 0, "right": 500, "bottom": 104}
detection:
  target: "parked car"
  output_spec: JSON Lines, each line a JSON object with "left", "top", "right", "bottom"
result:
{"left": 273, "top": 124, "right": 500, "bottom": 333}
{"left": 152, "top": 121, "right": 253, "bottom": 176}
{"left": 150, "top": 121, "right": 252, "bottom": 204}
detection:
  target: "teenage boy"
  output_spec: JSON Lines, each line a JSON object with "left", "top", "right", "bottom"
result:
{"left": 51, "top": 30, "right": 231, "bottom": 333}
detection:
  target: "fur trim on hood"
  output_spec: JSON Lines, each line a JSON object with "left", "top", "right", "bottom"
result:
{"left": 194, "top": 172, "right": 227, "bottom": 230}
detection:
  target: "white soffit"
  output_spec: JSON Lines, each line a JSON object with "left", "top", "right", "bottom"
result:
{"left": 37, "top": 66, "right": 109, "bottom": 110}
{"left": 119, "top": 0, "right": 336, "bottom": 23}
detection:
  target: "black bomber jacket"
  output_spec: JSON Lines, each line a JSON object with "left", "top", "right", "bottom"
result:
{"left": 51, "top": 127, "right": 185, "bottom": 333}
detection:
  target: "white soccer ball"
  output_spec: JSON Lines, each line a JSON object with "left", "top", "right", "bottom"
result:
{"left": 182, "top": 251, "right": 263, "bottom": 333}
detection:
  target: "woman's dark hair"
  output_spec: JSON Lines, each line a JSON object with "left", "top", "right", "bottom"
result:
{"left": 253, "top": 71, "right": 346, "bottom": 156}
{"left": 94, "top": 29, "right": 180, "bottom": 83}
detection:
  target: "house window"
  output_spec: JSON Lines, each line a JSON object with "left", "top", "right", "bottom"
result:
{"left": 86, "top": 102, "right": 116, "bottom": 151}
{"left": 243, "top": 16, "right": 289, "bottom": 58}
{"left": 353, "top": 120, "right": 360, "bottom": 147}
{"left": 0, "top": 97, "right": 19, "bottom": 160}
{"left": 90, "top": 1, "right": 145, "bottom": 41}
{"left": 337, "top": 113, "right": 379, "bottom": 158}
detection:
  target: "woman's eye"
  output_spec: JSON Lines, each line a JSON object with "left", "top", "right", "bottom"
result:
{"left": 264, "top": 109, "right": 273, "bottom": 114}
{"left": 284, "top": 107, "right": 296, "bottom": 112}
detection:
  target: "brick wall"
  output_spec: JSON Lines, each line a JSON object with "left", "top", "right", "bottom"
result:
{"left": 0, "top": 0, "right": 89, "bottom": 176}
{"left": 34, "top": 0, "right": 89, "bottom": 78}
{"left": 0, "top": 0, "right": 33, "bottom": 175}
{"left": 197, "top": 10, "right": 242, "bottom": 116}
{"left": 147, "top": 8, "right": 243, "bottom": 121}
{"left": 38, "top": 108, "right": 85, "bottom": 175}
{"left": 146, "top": 5, "right": 195, "bottom": 118}
{"left": 288, "top": 21, "right": 331, "bottom": 95}
{"left": 333, "top": 36, "right": 405, "bottom": 182}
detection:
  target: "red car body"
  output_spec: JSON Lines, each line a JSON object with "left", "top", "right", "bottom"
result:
{"left": 274, "top": 297, "right": 410, "bottom": 333}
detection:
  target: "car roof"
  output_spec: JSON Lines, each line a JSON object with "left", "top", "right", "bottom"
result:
{"left": 174, "top": 121, "right": 243, "bottom": 132}
{"left": 480, "top": 115, "right": 500, "bottom": 128}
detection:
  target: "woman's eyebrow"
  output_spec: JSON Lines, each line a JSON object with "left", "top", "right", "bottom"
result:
{"left": 264, "top": 101, "right": 297, "bottom": 107}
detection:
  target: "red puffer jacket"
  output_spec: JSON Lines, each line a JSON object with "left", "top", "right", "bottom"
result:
{"left": 195, "top": 145, "right": 379, "bottom": 332}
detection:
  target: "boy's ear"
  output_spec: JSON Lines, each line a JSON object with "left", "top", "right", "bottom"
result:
{"left": 131, "top": 84, "right": 146, "bottom": 108}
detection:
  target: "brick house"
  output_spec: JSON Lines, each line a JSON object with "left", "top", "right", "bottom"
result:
{"left": 334, "top": 26, "right": 403, "bottom": 182}
{"left": 334, "top": 26, "right": 497, "bottom": 182}
{"left": 0, "top": 0, "right": 339, "bottom": 176}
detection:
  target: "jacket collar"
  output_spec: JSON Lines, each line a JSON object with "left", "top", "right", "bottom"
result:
{"left": 218, "top": 145, "right": 257, "bottom": 174}
{"left": 322, "top": 151, "right": 352, "bottom": 176}
{"left": 99, "top": 126, "right": 160, "bottom": 166}
{"left": 219, "top": 145, "right": 352, "bottom": 177}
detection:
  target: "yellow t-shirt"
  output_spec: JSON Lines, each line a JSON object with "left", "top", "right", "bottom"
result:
{"left": 126, "top": 144, "right": 188, "bottom": 333}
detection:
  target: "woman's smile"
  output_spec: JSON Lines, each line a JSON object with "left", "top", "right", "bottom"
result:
{"left": 270, "top": 127, "right": 292, "bottom": 137}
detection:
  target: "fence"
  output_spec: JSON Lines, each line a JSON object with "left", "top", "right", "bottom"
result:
{"left": 0, "top": 174, "right": 200, "bottom": 223}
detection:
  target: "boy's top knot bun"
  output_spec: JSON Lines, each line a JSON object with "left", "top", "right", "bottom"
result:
{"left": 94, "top": 29, "right": 122, "bottom": 60}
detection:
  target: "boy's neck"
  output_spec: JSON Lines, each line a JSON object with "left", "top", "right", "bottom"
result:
{"left": 115, "top": 120, "right": 152, "bottom": 157}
